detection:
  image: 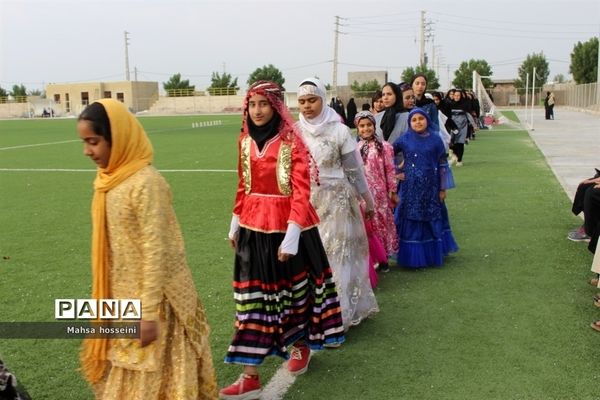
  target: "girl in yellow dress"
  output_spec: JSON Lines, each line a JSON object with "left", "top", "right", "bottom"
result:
{"left": 77, "top": 99, "right": 217, "bottom": 399}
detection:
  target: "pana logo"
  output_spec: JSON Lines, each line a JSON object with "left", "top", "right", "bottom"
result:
{"left": 54, "top": 299, "right": 142, "bottom": 320}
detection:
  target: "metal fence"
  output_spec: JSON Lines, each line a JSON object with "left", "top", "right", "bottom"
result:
{"left": 0, "top": 96, "right": 27, "bottom": 104}
{"left": 544, "top": 82, "right": 599, "bottom": 110}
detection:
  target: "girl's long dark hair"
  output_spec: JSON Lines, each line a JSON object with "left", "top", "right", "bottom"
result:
{"left": 78, "top": 102, "right": 112, "bottom": 144}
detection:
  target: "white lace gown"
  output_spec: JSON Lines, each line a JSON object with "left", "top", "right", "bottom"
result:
{"left": 296, "top": 120, "right": 379, "bottom": 330}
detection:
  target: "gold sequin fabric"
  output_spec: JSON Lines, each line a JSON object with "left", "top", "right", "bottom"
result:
{"left": 240, "top": 136, "right": 252, "bottom": 195}
{"left": 276, "top": 142, "right": 292, "bottom": 196}
{"left": 94, "top": 166, "right": 217, "bottom": 399}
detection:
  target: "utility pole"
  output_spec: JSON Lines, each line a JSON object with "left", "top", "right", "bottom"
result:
{"left": 333, "top": 16, "right": 341, "bottom": 97}
{"left": 419, "top": 11, "right": 434, "bottom": 68}
{"left": 419, "top": 11, "right": 425, "bottom": 67}
{"left": 431, "top": 37, "right": 435, "bottom": 74}
{"left": 134, "top": 67, "right": 138, "bottom": 81}
{"left": 433, "top": 45, "right": 442, "bottom": 78}
{"left": 124, "top": 31, "right": 131, "bottom": 81}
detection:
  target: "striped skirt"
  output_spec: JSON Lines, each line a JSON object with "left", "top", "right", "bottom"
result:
{"left": 224, "top": 227, "right": 345, "bottom": 366}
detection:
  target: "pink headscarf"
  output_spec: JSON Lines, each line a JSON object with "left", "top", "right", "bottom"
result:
{"left": 242, "top": 80, "right": 298, "bottom": 143}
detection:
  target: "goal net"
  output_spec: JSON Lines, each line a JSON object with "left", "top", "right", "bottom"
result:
{"left": 472, "top": 71, "right": 507, "bottom": 126}
{"left": 28, "top": 97, "right": 61, "bottom": 118}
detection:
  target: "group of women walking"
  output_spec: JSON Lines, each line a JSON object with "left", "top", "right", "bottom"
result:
{"left": 74, "top": 75, "right": 462, "bottom": 400}
{"left": 218, "top": 76, "right": 460, "bottom": 399}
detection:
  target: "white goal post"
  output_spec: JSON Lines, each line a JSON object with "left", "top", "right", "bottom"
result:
{"left": 27, "top": 97, "right": 61, "bottom": 118}
{"left": 472, "top": 70, "right": 497, "bottom": 119}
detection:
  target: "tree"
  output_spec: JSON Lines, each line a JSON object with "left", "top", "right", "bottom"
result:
{"left": 163, "top": 73, "right": 195, "bottom": 96}
{"left": 452, "top": 59, "right": 493, "bottom": 89}
{"left": 247, "top": 64, "right": 285, "bottom": 89}
{"left": 553, "top": 74, "right": 566, "bottom": 84}
{"left": 400, "top": 65, "right": 440, "bottom": 90}
{"left": 515, "top": 52, "right": 549, "bottom": 91}
{"left": 207, "top": 72, "right": 239, "bottom": 95}
{"left": 11, "top": 84, "right": 27, "bottom": 102}
{"left": 0, "top": 86, "right": 7, "bottom": 98}
{"left": 28, "top": 89, "right": 44, "bottom": 97}
{"left": 350, "top": 79, "right": 380, "bottom": 97}
{"left": 569, "top": 37, "right": 598, "bottom": 84}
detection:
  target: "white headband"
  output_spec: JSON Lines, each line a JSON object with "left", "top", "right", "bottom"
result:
{"left": 298, "top": 84, "right": 325, "bottom": 99}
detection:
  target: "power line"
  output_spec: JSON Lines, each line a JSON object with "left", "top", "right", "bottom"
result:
{"left": 345, "top": 33, "right": 415, "bottom": 39}
{"left": 434, "top": 21, "right": 596, "bottom": 35}
{"left": 281, "top": 61, "right": 332, "bottom": 71}
{"left": 338, "top": 62, "right": 413, "bottom": 69}
{"left": 436, "top": 27, "right": 590, "bottom": 40}
{"left": 428, "top": 10, "right": 598, "bottom": 26}
{"left": 344, "top": 12, "right": 419, "bottom": 21}
{"left": 344, "top": 28, "right": 415, "bottom": 34}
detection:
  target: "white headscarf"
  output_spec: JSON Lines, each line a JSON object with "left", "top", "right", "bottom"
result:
{"left": 297, "top": 77, "right": 341, "bottom": 135}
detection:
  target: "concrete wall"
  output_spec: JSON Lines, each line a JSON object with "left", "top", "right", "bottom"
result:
{"left": 347, "top": 71, "right": 387, "bottom": 86}
{"left": 0, "top": 102, "right": 30, "bottom": 118}
{"left": 148, "top": 95, "right": 246, "bottom": 115}
{"left": 146, "top": 88, "right": 372, "bottom": 115}
{"left": 131, "top": 82, "right": 159, "bottom": 112}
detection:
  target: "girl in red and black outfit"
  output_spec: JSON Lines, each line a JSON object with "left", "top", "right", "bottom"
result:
{"left": 220, "top": 81, "right": 345, "bottom": 400}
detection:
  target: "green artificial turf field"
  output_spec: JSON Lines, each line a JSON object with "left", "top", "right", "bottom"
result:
{"left": 0, "top": 113, "right": 597, "bottom": 399}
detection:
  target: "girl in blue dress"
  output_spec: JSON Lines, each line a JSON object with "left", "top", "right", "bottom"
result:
{"left": 393, "top": 108, "right": 459, "bottom": 268}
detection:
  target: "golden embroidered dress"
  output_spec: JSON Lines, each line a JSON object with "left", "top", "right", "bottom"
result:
{"left": 79, "top": 99, "right": 216, "bottom": 399}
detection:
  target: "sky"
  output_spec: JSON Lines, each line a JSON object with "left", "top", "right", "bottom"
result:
{"left": 1, "top": 0, "right": 598, "bottom": 94}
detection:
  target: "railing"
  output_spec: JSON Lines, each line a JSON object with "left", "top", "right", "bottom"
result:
{"left": 165, "top": 88, "right": 195, "bottom": 97}
{"left": 206, "top": 87, "right": 238, "bottom": 96}
{"left": 0, "top": 96, "right": 28, "bottom": 103}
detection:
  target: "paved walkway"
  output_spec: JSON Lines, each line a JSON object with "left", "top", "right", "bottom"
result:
{"left": 514, "top": 107, "right": 599, "bottom": 201}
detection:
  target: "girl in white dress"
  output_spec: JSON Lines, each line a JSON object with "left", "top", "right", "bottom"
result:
{"left": 296, "top": 78, "right": 379, "bottom": 331}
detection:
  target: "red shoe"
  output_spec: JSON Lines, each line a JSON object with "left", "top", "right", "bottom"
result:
{"left": 287, "top": 343, "right": 311, "bottom": 375}
{"left": 219, "top": 374, "right": 261, "bottom": 400}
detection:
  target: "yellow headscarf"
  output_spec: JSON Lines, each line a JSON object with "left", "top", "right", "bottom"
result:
{"left": 80, "top": 99, "right": 153, "bottom": 384}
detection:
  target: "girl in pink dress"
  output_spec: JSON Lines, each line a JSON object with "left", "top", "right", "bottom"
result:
{"left": 355, "top": 111, "right": 399, "bottom": 271}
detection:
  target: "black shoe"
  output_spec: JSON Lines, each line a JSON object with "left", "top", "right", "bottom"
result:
{"left": 379, "top": 262, "right": 390, "bottom": 273}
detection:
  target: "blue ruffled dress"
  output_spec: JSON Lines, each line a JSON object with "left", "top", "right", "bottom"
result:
{"left": 393, "top": 119, "right": 459, "bottom": 268}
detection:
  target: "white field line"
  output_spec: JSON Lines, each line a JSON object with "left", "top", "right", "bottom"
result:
{"left": 260, "top": 350, "right": 319, "bottom": 400}
{"left": 160, "top": 169, "right": 236, "bottom": 173}
{"left": 0, "top": 168, "right": 236, "bottom": 173}
{"left": 0, "top": 139, "right": 79, "bottom": 151}
{"left": 0, "top": 121, "right": 238, "bottom": 151}
{"left": 260, "top": 363, "right": 297, "bottom": 400}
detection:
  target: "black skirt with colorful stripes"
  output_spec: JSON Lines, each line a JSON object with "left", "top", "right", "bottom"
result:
{"left": 224, "top": 227, "right": 345, "bottom": 365}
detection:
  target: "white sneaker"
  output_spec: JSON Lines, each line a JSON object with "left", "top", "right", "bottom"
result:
{"left": 456, "top": 161, "right": 463, "bottom": 167}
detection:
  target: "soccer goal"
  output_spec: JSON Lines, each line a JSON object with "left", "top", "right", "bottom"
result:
{"left": 28, "top": 97, "right": 62, "bottom": 118}
{"left": 472, "top": 70, "right": 502, "bottom": 126}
